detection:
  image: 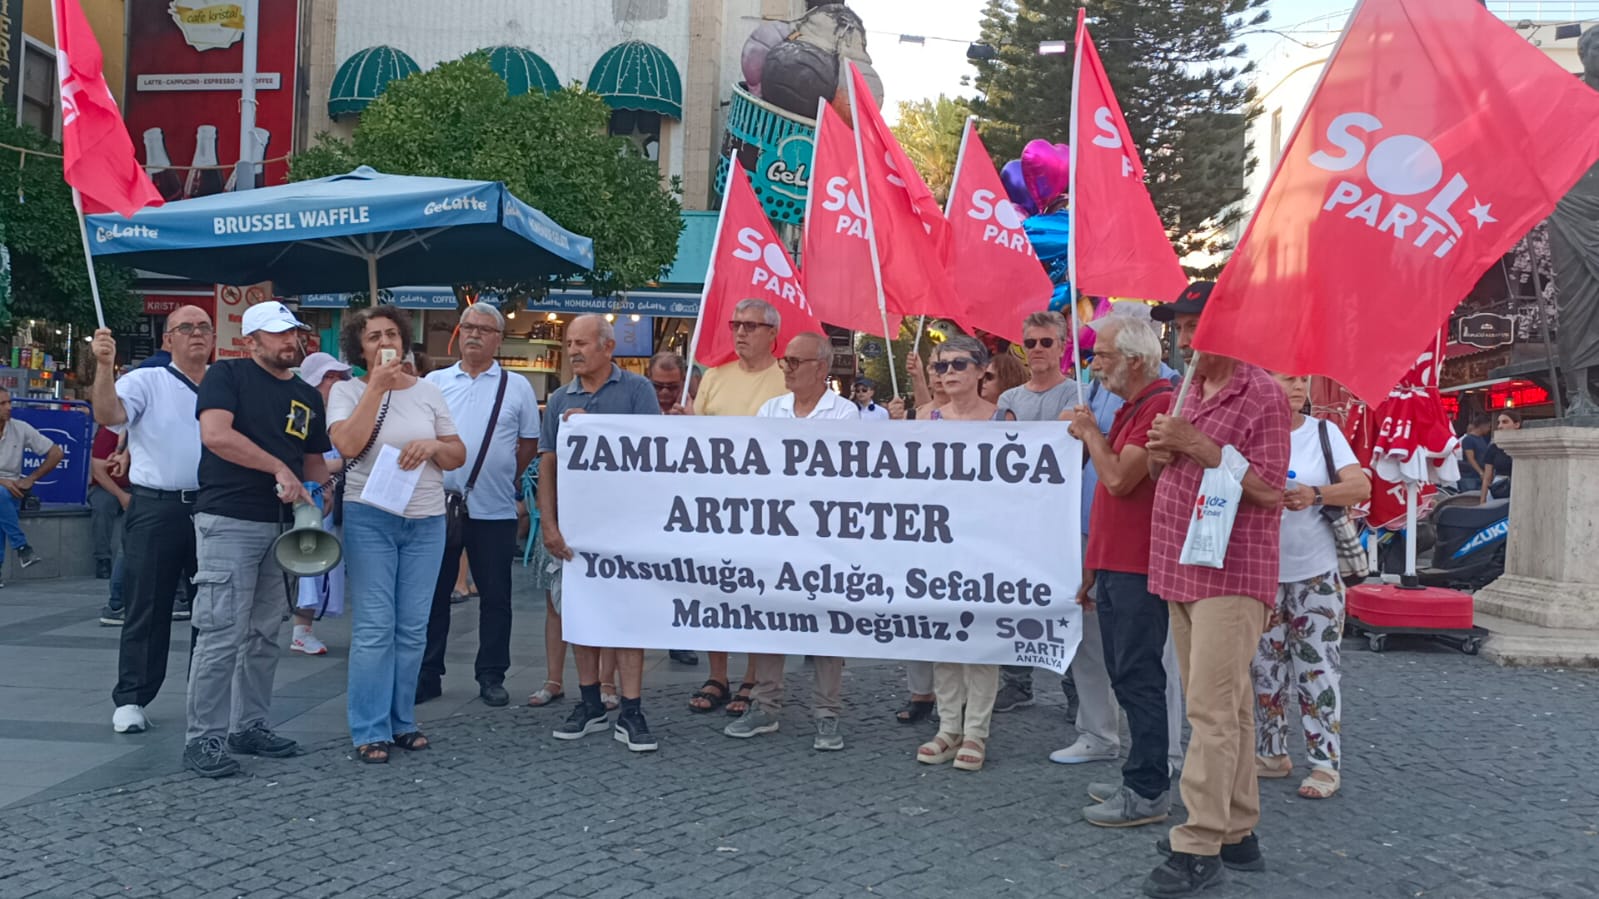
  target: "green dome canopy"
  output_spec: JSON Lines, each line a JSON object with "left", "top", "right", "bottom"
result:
{"left": 329, "top": 46, "right": 422, "bottom": 118}
{"left": 587, "top": 41, "right": 683, "bottom": 119}
{"left": 484, "top": 45, "right": 561, "bottom": 96}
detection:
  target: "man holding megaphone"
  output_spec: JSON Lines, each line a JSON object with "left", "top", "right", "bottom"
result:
{"left": 183, "top": 302, "right": 332, "bottom": 779}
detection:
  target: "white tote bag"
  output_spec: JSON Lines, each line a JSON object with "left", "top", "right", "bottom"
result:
{"left": 1179, "top": 445, "right": 1251, "bottom": 570}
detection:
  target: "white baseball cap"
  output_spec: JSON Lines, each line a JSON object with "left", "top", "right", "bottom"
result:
{"left": 298, "top": 352, "right": 352, "bottom": 386}
{"left": 242, "top": 301, "right": 310, "bottom": 335}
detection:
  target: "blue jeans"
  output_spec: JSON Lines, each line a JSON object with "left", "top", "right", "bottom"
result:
{"left": 0, "top": 491, "right": 28, "bottom": 550}
{"left": 344, "top": 502, "right": 446, "bottom": 747}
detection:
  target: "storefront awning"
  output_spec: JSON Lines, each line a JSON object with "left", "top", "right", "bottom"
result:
{"left": 329, "top": 46, "right": 423, "bottom": 118}
{"left": 484, "top": 46, "right": 561, "bottom": 96}
{"left": 300, "top": 287, "right": 699, "bottom": 317}
{"left": 300, "top": 287, "right": 458, "bottom": 310}
{"left": 587, "top": 41, "right": 683, "bottom": 119}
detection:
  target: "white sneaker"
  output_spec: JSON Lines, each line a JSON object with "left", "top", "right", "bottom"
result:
{"left": 1049, "top": 737, "right": 1119, "bottom": 764}
{"left": 112, "top": 704, "right": 148, "bottom": 734}
{"left": 290, "top": 627, "right": 328, "bottom": 656}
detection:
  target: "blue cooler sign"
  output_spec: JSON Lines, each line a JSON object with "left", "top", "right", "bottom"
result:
{"left": 14, "top": 401, "right": 93, "bottom": 505}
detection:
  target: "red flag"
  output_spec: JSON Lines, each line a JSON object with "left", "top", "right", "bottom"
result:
{"left": 945, "top": 119, "right": 1055, "bottom": 342}
{"left": 1070, "top": 13, "right": 1186, "bottom": 303}
{"left": 847, "top": 63, "right": 963, "bottom": 322}
{"left": 1350, "top": 332, "right": 1453, "bottom": 529}
{"left": 693, "top": 163, "right": 821, "bottom": 368}
{"left": 52, "top": 0, "right": 163, "bottom": 217}
{"left": 801, "top": 101, "right": 901, "bottom": 336}
{"left": 1194, "top": 0, "right": 1599, "bottom": 403}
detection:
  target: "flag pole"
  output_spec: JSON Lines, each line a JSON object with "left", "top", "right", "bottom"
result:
{"left": 680, "top": 152, "right": 739, "bottom": 409}
{"left": 845, "top": 63, "right": 900, "bottom": 399}
{"left": 1064, "top": 13, "right": 1085, "bottom": 388}
{"left": 51, "top": 0, "right": 106, "bottom": 329}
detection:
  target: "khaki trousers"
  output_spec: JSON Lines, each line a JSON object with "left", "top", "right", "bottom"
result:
{"left": 748, "top": 653, "right": 845, "bottom": 717}
{"left": 1168, "top": 595, "right": 1271, "bottom": 856}
{"left": 933, "top": 663, "right": 999, "bottom": 740}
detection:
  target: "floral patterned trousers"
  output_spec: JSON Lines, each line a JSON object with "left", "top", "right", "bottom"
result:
{"left": 1251, "top": 572, "right": 1344, "bottom": 771}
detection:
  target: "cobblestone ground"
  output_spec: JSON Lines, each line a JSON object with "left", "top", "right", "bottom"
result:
{"left": 1, "top": 643, "right": 1597, "bottom": 898}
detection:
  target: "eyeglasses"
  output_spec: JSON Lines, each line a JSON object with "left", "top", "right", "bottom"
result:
{"left": 650, "top": 380, "right": 682, "bottom": 393}
{"left": 931, "top": 358, "right": 978, "bottom": 374}
{"left": 778, "top": 356, "right": 821, "bottom": 371}
{"left": 167, "top": 323, "right": 214, "bottom": 336}
{"left": 728, "top": 320, "right": 775, "bottom": 333}
{"left": 458, "top": 323, "right": 502, "bottom": 336}
{"left": 1023, "top": 337, "right": 1057, "bottom": 349}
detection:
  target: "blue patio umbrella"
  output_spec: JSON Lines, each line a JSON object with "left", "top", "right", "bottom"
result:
{"left": 85, "top": 166, "right": 594, "bottom": 304}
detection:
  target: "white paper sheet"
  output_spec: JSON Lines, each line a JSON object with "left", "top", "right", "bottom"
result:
{"left": 359, "top": 444, "right": 421, "bottom": 515}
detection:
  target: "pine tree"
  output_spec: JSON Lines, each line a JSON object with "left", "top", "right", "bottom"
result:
{"left": 969, "top": 0, "right": 1267, "bottom": 267}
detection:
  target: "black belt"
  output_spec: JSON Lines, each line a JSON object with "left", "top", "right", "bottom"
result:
{"left": 131, "top": 485, "right": 198, "bottom": 504}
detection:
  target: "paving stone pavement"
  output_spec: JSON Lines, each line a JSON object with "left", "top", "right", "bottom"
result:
{"left": 3, "top": 624, "right": 1599, "bottom": 899}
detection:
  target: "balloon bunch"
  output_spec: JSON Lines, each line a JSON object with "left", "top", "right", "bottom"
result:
{"left": 1003, "top": 139, "right": 1106, "bottom": 358}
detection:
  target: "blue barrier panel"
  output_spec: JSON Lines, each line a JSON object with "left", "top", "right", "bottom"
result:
{"left": 13, "top": 399, "right": 94, "bottom": 506}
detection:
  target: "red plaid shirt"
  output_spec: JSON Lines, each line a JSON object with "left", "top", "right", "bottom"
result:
{"left": 1149, "top": 362, "right": 1290, "bottom": 607}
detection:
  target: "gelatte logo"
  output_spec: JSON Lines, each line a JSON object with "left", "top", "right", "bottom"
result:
{"left": 1308, "top": 112, "right": 1495, "bottom": 260}
{"left": 424, "top": 195, "right": 490, "bottom": 216}
{"left": 96, "top": 223, "right": 160, "bottom": 243}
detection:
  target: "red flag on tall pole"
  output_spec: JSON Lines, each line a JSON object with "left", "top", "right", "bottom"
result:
{"left": 684, "top": 160, "right": 821, "bottom": 371}
{"left": 52, "top": 0, "right": 163, "bottom": 217}
{"left": 944, "top": 117, "right": 1055, "bottom": 342}
{"left": 801, "top": 100, "right": 902, "bottom": 337}
{"left": 846, "top": 62, "right": 962, "bottom": 326}
{"left": 1194, "top": 0, "right": 1599, "bottom": 403}
{"left": 1069, "top": 11, "right": 1187, "bottom": 302}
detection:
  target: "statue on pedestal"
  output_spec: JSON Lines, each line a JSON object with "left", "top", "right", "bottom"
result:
{"left": 1548, "top": 26, "right": 1599, "bottom": 419}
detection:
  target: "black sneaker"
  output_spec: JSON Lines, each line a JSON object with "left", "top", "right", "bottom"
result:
{"left": 99, "top": 605, "right": 126, "bottom": 626}
{"left": 1157, "top": 833, "right": 1264, "bottom": 872}
{"left": 183, "top": 736, "right": 241, "bottom": 778}
{"left": 993, "top": 682, "right": 1034, "bottom": 713}
{"left": 614, "top": 709, "right": 658, "bottom": 752}
{"left": 1143, "top": 850, "right": 1226, "bottom": 897}
{"left": 171, "top": 598, "right": 192, "bottom": 621}
{"left": 553, "top": 702, "right": 609, "bottom": 741}
{"left": 226, "top": 724, "right": 301, "bottom": 758}
{"left": 479, "top": 683, "right": 510, "bottom": 707}
{"left": 96, "top": 559, "right": 112, "bottom": 579}
{"left": 16, "top": 545, "right": 38, "bottom": 569}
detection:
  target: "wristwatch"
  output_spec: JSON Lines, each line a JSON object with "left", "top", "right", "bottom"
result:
{"left": 1312, "top": 486, "right": 1324, "bottom": 506}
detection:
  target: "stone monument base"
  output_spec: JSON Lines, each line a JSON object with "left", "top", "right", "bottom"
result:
{"left": 1474, "top": 426, "right": 1599, "bottom": 665}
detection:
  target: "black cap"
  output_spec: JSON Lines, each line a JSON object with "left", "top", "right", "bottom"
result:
{"left": 1151, "top": 281, "right": 1214, "bottom": 322}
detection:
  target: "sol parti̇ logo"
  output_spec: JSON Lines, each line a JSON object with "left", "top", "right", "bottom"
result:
{"left": 730, "top": 228, "right": 810, "bottom": 312}
{"left": 1309, "top": 112, "right": 1496, "bottom": 260}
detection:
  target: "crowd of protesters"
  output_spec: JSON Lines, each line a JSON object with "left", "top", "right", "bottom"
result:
{"left": 85, "top": 279, "right": 1375, "bottom": 898}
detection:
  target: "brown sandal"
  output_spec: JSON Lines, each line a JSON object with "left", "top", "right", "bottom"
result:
{"left": 355, "top": 742, "right": 390, "bottom": 764}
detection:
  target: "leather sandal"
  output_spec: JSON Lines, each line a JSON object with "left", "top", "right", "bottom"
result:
{"left": 917, "top": 732, "right": 964, "bottom": 765}
{"left": 1256, "top": 754, "right": 1293, "bottom": 779}
{"left": 688, "top": 679, "right": 729, "bottom": 713}
{"left": 725, "top": 681, "right": 757, "bottom": 716}
{"left": 355, "top": 742, "right": 390, "bottom": 764}
{"left": 526, "top": 680, "right": 564, "bottom": 707}
{"left": 953, "top": 737, "right": 987, "bottom": 772}
{"left": 895, "top": 699, "right": 935, "bottom": 725}
{"left": 392, "top": 731, "right": 430, "bottom": 751}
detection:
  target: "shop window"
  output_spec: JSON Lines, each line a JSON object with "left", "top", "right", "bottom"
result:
{"left": 19, "top": 39, "right": 59, "bottom": 138}
{"left": 610, "top": 109, "right": 661, "bottom": 163}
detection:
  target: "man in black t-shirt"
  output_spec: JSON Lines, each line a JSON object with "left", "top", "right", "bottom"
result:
{"left": 183, "top": 302, "right": 331, "bottom": 779}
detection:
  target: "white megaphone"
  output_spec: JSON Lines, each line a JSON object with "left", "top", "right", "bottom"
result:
{"left": 273, "top": 499, "right": 343, "bottom": 577}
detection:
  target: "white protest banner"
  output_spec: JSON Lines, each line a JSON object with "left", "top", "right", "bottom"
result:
{"left": 556, "top": 415, "right": 1083, "bottom": 673}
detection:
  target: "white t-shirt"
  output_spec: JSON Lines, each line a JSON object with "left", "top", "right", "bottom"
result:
{"left": 1279, "top": 417, "right": 1360, "bottom": 583}
{"left": 328, "top": 378, "right": 458, "bottom": 519}
{"left": 757, "top": 389, "right": 861, "bottom": 420}
{"left": 113, "top": 366, "right": 205, "bottom": 491}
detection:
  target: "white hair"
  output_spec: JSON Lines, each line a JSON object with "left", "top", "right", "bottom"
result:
{"left": 734, "top": 298, "right": 781, "bottom": 328}
{"left": 1093, "top": 316, "right": 1162, "bottom": 372}
{"left": 572, "top": 313, "right": 615, "bottom": 345}
{"left": 460, "top": 302, "right": 504, "bottom": 330}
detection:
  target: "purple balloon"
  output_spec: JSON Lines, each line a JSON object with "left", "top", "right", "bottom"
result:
{"left": 1022, "top": 139, "right": 1071, "bottom": 210}
{"left": 1000, "top": 160, "right": 1038, "bottom": 217}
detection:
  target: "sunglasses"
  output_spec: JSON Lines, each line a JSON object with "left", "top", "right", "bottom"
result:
{"left": 650, "top": 380, "right": 682, "bottom": 393}
{"left": 779, "top": 357, "right": 821, "bottom": 370}
{"left": 1023, "top": 337, "right": 1057, "bottom": 349}
{"left": 167, "top": 323, "right": 215, "bottom": 336}
{"left": 728, "top": 320, "right": 775, "bottom": 333}
{"left": 931, "top": 358, "right": 978, "bottom": 374}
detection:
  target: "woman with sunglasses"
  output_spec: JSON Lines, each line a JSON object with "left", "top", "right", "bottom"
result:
{"left": 982, "top": 352, "right": 1028, "bottom": 404}
{"left": 915, "top": 335, "right": 1004, "bottom": 772}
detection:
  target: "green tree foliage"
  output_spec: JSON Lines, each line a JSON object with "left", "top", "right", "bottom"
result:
{"left": 292, "top": 57, "right": 683, "bottom": 297}
{"left": 891, "top": 94, "right": 972, "bottom": 206}
{"left": 970, "top": 0, "right": 1266, "bottom": 264}
{"left": 0, "top": 107, "right": 140, "bottom": 332}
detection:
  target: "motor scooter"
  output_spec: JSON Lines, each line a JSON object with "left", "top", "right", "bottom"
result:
{"left": 1370, "top": 477, "right": 1509, "bottom": 593}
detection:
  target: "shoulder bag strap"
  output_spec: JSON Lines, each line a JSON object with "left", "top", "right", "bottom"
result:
{"left": 1106, "top": 386, "right": 1174, "bottom": 445}
{"left": 463, "top": 371, "right": 508, "bottom": 498}
{"left": 1317, "top": 419, "right": 1340, "bottom": 483}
